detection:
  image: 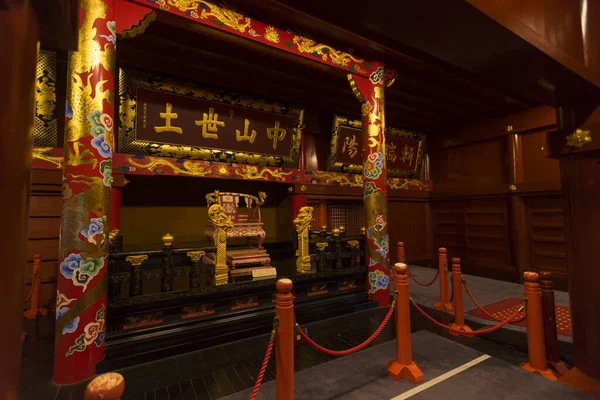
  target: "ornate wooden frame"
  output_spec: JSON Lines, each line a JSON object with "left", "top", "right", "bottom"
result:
{"left": 328, "top": 114, "right": 426, "bottom": 178}
{"left": 118, "top": 68, "right": 305, "bottom": 167}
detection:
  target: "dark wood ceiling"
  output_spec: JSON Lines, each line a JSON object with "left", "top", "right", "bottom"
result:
{"left": 117, "top": 7, "right": 538, "bottom": 135}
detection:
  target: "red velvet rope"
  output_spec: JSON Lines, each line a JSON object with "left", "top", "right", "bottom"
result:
{"left": 410, "top": 299, "right": 524, "bottom": 335}
{"left": 408, "top": 268, "right": 440, "bottom": 287}
{"left": 249, "top": 333, "right": 275, "bottom": 400}
{"left": 297, "top": 303, "right": 395, "bottom": 357}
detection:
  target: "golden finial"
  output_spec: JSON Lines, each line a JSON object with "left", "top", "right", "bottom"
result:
{"left": 321, "top": 225, "right": 328, "bottom": 232}
{"left": 339, "top": 225, "right": 345, "bottom": 234}
{"left": 360, "top": 226, "right": 366, "bottom": 235}
{"left": 162, "top": 233, "right": 174, "bottom": 246}
{"left": 333, "top": 228, "right": 340, "bottom": 237}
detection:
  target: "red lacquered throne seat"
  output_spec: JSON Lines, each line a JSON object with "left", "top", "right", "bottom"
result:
{"left": 204, "top": 191, "right": 267, "bottom": 249}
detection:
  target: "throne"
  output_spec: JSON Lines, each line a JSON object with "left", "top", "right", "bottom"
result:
{"left": 204, "top": 191, "right": 267, "bottom": 249}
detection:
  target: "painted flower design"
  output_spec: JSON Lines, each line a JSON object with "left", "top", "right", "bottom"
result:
{"left": 79, "top": 257, "right": 104, "bottom": 277}
{"left": 369, "top": 66, "right": 385, "bottom": 84}
{"left": 364, "top": 182, "right": 379, "bottom": 197}
{"left": 100, "top": 160, "right": 113, "bottom": 186}
{"left": 60, "top": 253, "right": 82, "bottom": 279}
{"left": 94, "top": 329, "right": 106, "bottom": 347}
{"left": 56, "top": 307, "right": 80, "bottom": 334}
{"left": 376, "top": 273, "right": 389, "bottom": 290}
{"left": 88, "top": 111, "right": 106, "bottom": 137}
{"left": 100, "top": 21, "right": 116, "bottom": 47}
{"left": 99, "top": 113, "right": 113, "bottom": 132}
{"left": 186, "top": 10, "right": 199, "bottom": 18}
{"left": 91, "top": 134, "right": 112, "bottom": 158}
{"left": 81, "top": 217, "right": 105, "bottom": 245}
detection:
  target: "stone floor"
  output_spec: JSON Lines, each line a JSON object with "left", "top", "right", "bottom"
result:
{"left": 19, "top": 265, "right": 577, "bottom": 399}
{"left": 406, "top": 265, "right": 572, "bottom": 343}
{"left": 223, "top": 331, "right": 591, "bottom": 400}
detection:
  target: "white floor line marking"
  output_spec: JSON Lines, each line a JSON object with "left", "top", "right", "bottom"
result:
{"left": 390, "top": 354, "right": 491, "bottom": 400}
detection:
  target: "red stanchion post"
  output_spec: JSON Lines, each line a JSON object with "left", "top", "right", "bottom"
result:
{"left": 24, "top": 254, "right": 48, "bottom": 319}
{"left": 276, "top": 278, "right": 294, "bottom": 400}
{"left": 448, "top": 258, "right": 473, "bottom": 337}
{"left": 84, "top": 372, "right": 125, "bottom": 400}
{"left": 521, "top": 272, "right": 558, "bottom": 380}
{"left": 397, "top": 242, "right": 405, "bottom": 264}
{"left": 434, "top": 248, "right": 453, "bottom": 312}
{"left": 387, "top": 263, "right": 424, "bottom": 384}
{"left": 539, "top": 271, "right": 569, "bottom": 375}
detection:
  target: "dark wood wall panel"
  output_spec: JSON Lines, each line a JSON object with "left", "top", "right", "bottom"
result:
{"left": 388, "top": 200, "right": 429, "bottom": 264}
{"left": 526, "top": 194, "right": 568, "bottom": 279}
{"left": 521, "top": 130, "right": 560, "bottom": 183}
{"left": 431, "top": 200, "right": 466, "bottom": 262}
{"left": 432, "top": 197, "right": 512, "bottom": 273}
{"left": 430, "top": 137, "right": 506, "bottom": 185}
{"left": 25, "top": 170, "right": 62, "bottom": 309}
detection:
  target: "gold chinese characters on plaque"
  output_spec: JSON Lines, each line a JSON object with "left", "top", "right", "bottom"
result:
{"left": 118, "top": 68, "right": 304, "bottom": 167}
{"left": 328, "top": 114, "right": 425, "bottom": 178}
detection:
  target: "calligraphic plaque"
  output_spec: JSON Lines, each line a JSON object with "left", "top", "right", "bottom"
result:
{"left": 118, "top": 68, "right": 304, "bottom": 167}
{"left": 329, "top": 115, "right": 426, "bottom": 178}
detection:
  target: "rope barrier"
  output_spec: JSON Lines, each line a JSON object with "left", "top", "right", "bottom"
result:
{"left": 462, "top": 278, "right": 527, "bottom": 323}
{"left": 410, "top": 298, "right": 525, "bottom": 335}
{"left": 296, "top": 295, "right": 397, "bottom": 357}
{"left": 249, "top": 318, "right": 278, "bottom": 400}
{"left": 408, "top": 268, "right": 440, "bottom": 287}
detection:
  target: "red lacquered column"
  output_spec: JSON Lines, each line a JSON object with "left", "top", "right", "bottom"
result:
{"left": 348, "top": 66, "right": 394, "bottom": 306}
{"left": 53, "top": 0, "right": 117, "bottom": 384}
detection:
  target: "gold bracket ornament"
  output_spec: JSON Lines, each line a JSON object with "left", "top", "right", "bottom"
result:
{"left": 126, "top": 255, "right": 148, "bottom": 267}
{"left": 294, "top": 206, "right": 314, "bottom": 274}
{"left": 509, "top": 184, "right": 517, "bottom": 192}
{"left": 207, "top": 204, "right": 234, "bottom": 285}
{"left": 108, "top": 229, "right": 120, "bottom": 243}
{"left": 186, "top": 251, "right": 206, "bottom": 262}
{"left": 315, "top": 242, "right": 328, "bottom": 251}
{"left": 566, "top": 129, "right": 592, "bottom": 149}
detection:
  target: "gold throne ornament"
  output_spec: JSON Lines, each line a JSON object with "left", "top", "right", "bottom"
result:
{"left": 294, "top": 206, "right": 314, "bottom": 274}
{"left": 207, "top": 204, "right": 234, "bottom": 285}
{"left": 205, "top": 191, "right": 267, "bottom": 248}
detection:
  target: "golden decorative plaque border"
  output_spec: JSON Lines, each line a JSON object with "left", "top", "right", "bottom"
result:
{"left": 328, "top": 114, "right": 426, "bottom": 178}
{"left": 118, "top": 68, "right": 304, "bottom": 167}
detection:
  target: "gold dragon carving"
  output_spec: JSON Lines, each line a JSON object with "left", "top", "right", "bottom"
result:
{"left": 293, "top": 206, "right": 314, "bottom": 274}
{"left": 126, "top": 157, "right": 211, "bottom": 177}
{"left": 207, "top": 204, "right": 234, "bottom": 285}
{"left": 235, "top": 165, "right": 293, "bottom": 181}
{"left": 195, "top": 1, "right": 251, "bottom": 33}
{"left": 256, "top": 191, "right": 267, "bottom": 206}
{"left": 32, "top": 147, "right": 63, "bottom": 168}
{"left": 293, "top": 36, "right": 364, "bottom": 67}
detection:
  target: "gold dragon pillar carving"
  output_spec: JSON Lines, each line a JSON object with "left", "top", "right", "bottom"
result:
{"left": 294, "top": 206, "right": 314, "bottom": 274}
{"left": 207, "top": 204, "right": 234, "bottom": 285}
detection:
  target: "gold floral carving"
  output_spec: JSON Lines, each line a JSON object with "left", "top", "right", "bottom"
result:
{"left": 126, "top": 157, "right": 211, "bottom": 177}
{"left": 264, "top": 25, "right": 280, "bottom": 43}
{"left": 197, "top": 1, "right": 251, "bottom": 33}
{"left": 293, "top": 36, "right": 364, "bottom": 67}
{"left": 565, "top": 128, "right": 592, "bottom": 149}
{"left": 32, "top": 147, "right": 63, "bottom": 168}
{"left": 294, "top": 206, "right": 314, "bottom": 274}
{"left": 257, "top": 191, "right": 267, "bottom": 205}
